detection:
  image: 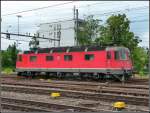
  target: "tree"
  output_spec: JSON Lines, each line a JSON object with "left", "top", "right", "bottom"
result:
{"left": 95, "top": 14, "right": 142, "bottom": 50}
{"left": 132, "top": 47, "right": 148, "bottom": 75}
{"left": 1, "top": 43, "right": 18, "bottom": 69}
{"left": 94, "top": 14, "right": 147, "bottom": 75}
{"left": 77, "top": 15, "right": 101, "bottom": 46}
{"left": 29, "top": 35, "right": 39, "bottom": 51}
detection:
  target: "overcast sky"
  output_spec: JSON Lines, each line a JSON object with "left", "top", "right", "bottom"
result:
{"left": 1, "top": 1, "right": 149, "bottom": 50}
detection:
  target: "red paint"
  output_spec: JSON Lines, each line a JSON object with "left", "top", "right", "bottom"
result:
{"left": 16, "top": 49, "right": 132, "bottom": 70}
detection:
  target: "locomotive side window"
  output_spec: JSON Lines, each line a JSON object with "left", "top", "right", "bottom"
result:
{"left": 30, "top": 56, "right": 37, "bottom": 62}
{"left": 18, "top": 55, "right": 22, "bottom": 62}
{"left": 64, "top": 55, "right": 72, "bottom": 61}
{"left": 114, "top": 51, "right": 119, "bottom": 60}
{"left": 107, "top": 51, "right": 111, "bottom": 59}
{"left": 85, "top": 54, "right": 94, "bottom": 60}
{"left": 46, "top": 56, "right": 53, "bottom": 61}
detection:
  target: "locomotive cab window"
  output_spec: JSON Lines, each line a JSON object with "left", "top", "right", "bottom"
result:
{"left": 114, "top": 51, "right": 119, "bottom": 60}
{"left": 46, "top": 56, "right": 53, "bottom": 61}
{"left": 18, "top": 55, "right": 22, "bottom": 62}
{"left": 30, "top": 56, "right": 37, "bottom": 62}
{"left": 107, "top": 51, "right": 111, "bottom": 59}
{"left": 64, "top": 55, "right": 72, "bottom": 61}
{"left": 85, "top": 54, "right": 94, "bottom": 61}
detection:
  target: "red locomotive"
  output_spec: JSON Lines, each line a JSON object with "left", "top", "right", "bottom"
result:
{"left": 16, "top": 46, "right": 133, "bottom": 81}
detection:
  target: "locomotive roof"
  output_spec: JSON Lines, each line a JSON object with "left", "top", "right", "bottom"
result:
{"left": 23, "top": 46, "right": 129, "bottom": 54}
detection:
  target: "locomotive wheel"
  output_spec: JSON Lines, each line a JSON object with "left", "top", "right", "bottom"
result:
{"left": 57, "top": 72, "right": 65, "bottom": 79}
{"left": 45, "top": 72, "right": 50, "bottom": 79}
{"left": 79, "top": 73, "right": 88, "bottom": 80}
{"left": 17, "top": 72, "right": 22, "bottom": 76}
{"left": 49, "top": 72, "right": 57, "bottom": 78}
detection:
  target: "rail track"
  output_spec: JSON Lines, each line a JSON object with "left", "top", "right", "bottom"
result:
{"left": 1, "top": 97, "right": 103, "bottom": 112}
{"left": 2, "top": 82, "right": 149, "bottom": 97}
{"left": 2, "top": 84, "right": 149, "bottom": 106}
{"left": 2, "top": 94, "right": 148, "bottom": 112}
{"left": 1, "top": 76, "right": 149, "bottom": 90}
{"left": 1, "top": 75, "right": 149, "bottom": 112}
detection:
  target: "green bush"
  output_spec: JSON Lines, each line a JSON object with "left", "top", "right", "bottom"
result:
{"left": 3, "top": 68, "right": 13, "bottom": 74}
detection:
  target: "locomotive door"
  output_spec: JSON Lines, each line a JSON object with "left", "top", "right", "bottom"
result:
{"left": 106, "top": 50, "right": 113, "bottom": 69}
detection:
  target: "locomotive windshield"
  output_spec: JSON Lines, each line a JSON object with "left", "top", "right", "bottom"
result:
{"left": 114, "top": 48, "right": 130, "bottom": 60}
{"left": 106, "top": 47, "right": 130, "bottom": 60}
{"left": 114, "top": 51, "right": 119, "bottom": 60}
{"left": 120, "top": 49, "right": 127, "bottom": 60}
{"left": 115, "top": 48, "right": 128, "bottom": 60}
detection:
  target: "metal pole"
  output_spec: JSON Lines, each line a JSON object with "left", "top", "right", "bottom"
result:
{"left": 16, "top": 15, "right": 22, "bottom": 49}
{"left": 73, "top": 6, "right": 76, "bottom": 46}
{"left": 76, "top": 9, "right": 79, "bottom": 46}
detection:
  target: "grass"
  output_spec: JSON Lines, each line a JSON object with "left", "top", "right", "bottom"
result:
{"left": 2, "top": 67, "right": 13, "bottom": 74}
{"left": 134, "top": 74, "right": 149, "bottom": 79}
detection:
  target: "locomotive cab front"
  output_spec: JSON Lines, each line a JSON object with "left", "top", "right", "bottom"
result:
{"left": 106, "top": 47, "right": 133, "bottom": 80}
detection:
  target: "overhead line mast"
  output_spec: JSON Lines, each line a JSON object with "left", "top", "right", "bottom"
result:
{"left": 73, "top": 6, "right": 79, "bottom": 46}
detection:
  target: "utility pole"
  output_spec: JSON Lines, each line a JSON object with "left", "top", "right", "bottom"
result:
{"left": 73, "top": 6, "right": 76, "bottom": 46}
{"left": 76, "top": 9, "right": 79, "bottom": 46}
{"left": 16, "top": 15, "right": 22, "bottom": 49}
{"left": 73, "top": 6, "right": 79, "bottom": 46}
{"left": 57, "top": 27, "right": 61, "bottom": 47}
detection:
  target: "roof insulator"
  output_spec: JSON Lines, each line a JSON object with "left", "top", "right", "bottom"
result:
{"left": 50, "top": 49, "right": 53, "bottom": 53}
{"left": 85, "top": 47, "right": 88, "bottom": 52}
{"left": 66, "top": 48, "right": 70, "bottom": 53}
